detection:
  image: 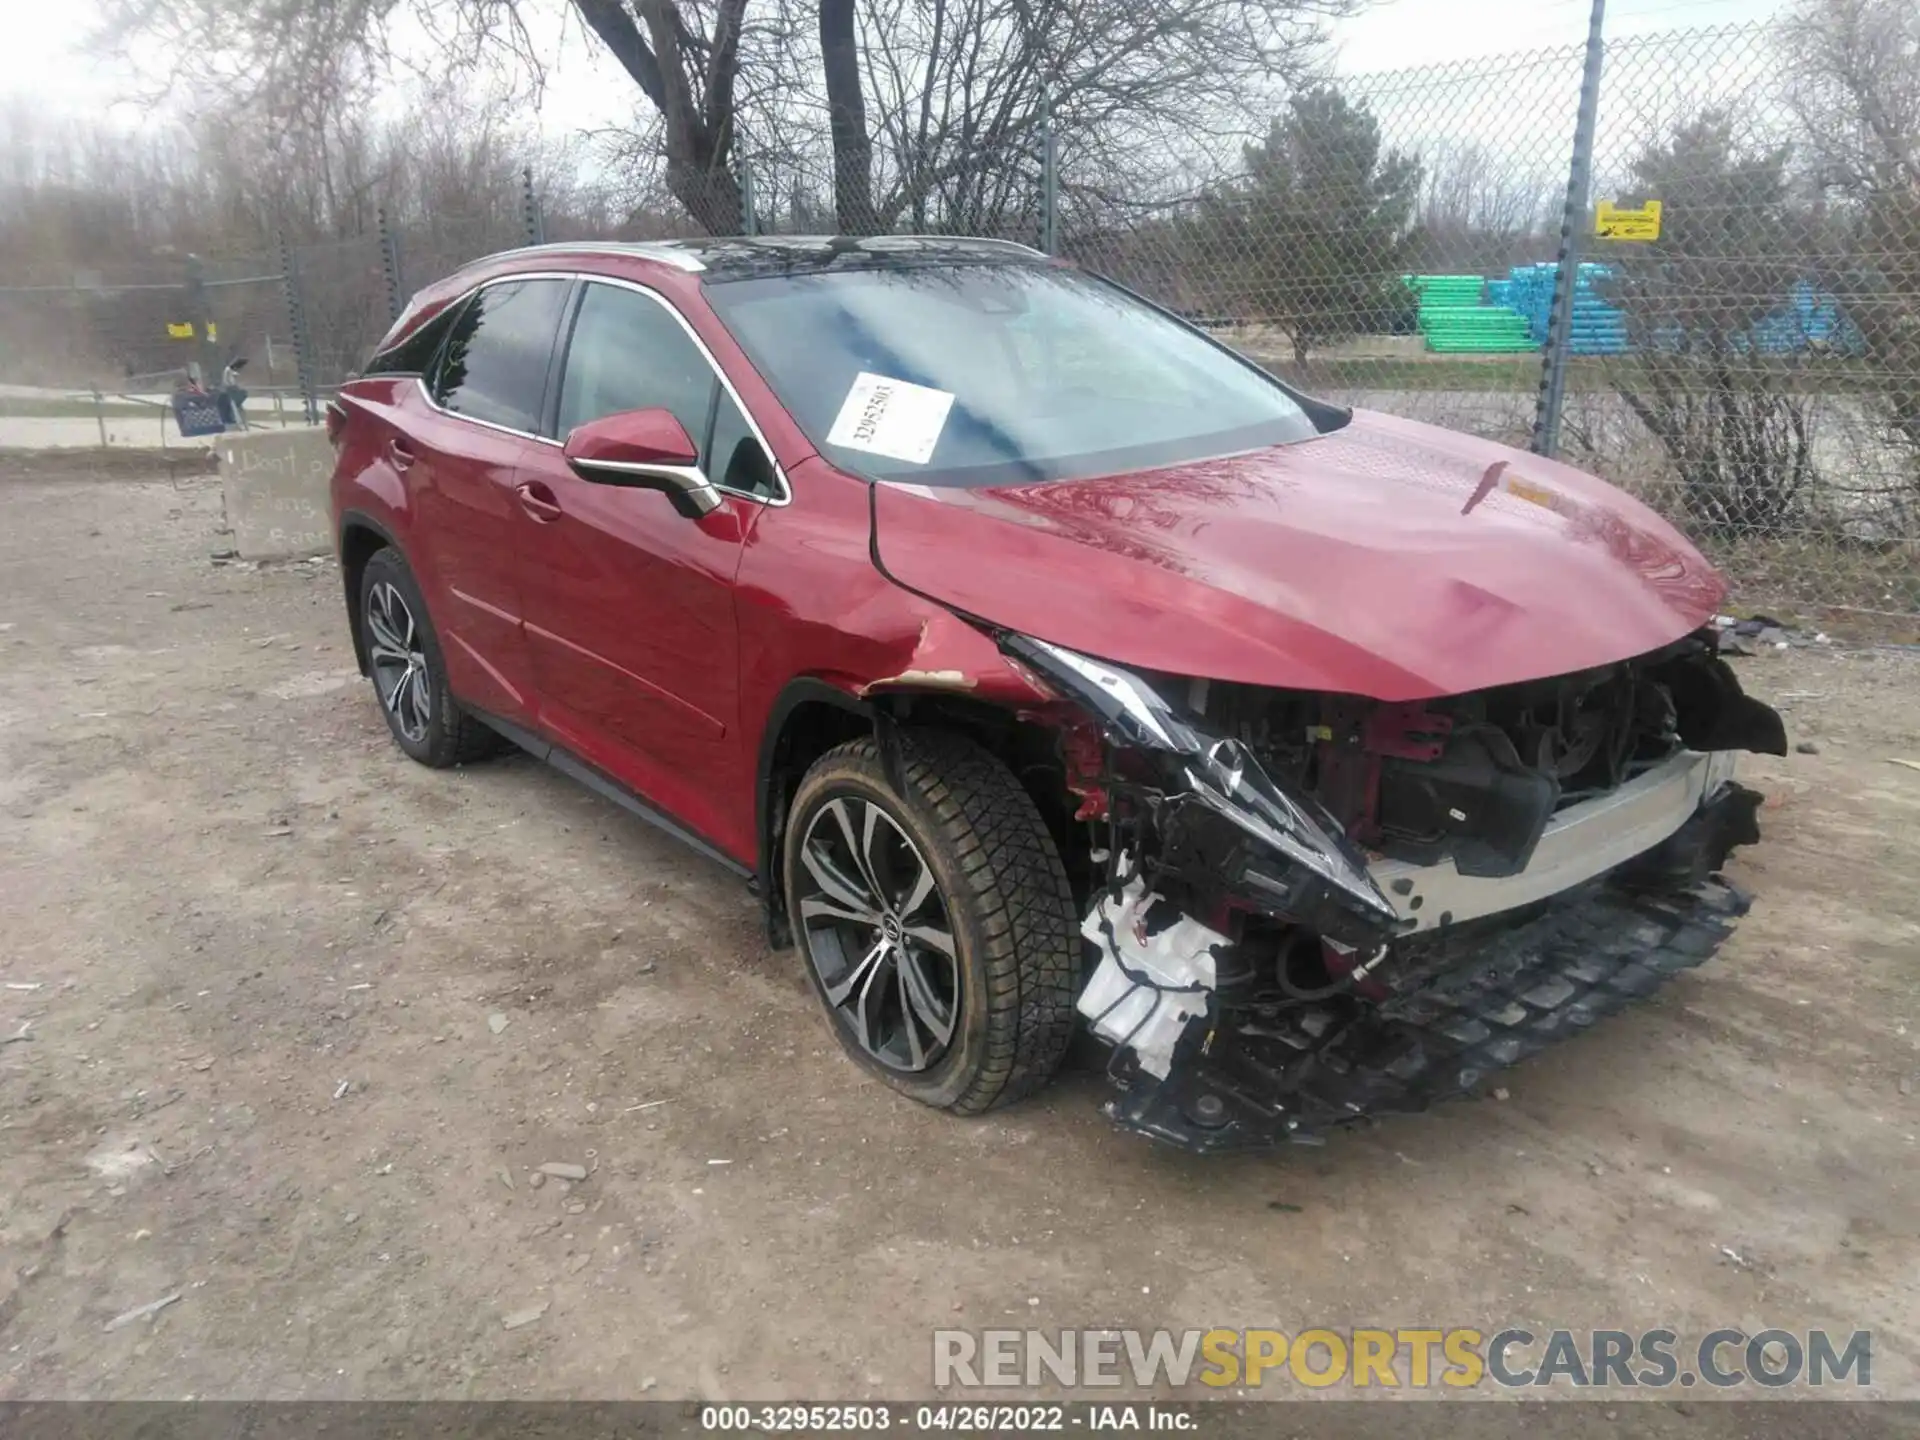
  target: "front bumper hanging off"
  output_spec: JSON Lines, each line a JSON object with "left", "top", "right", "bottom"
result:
{"left": 1107, "top": 873, "right": 1749, "bottom": 1152}
{"left": 1102, "top": 781, "right": 1762, "bottom": 1152}
{"left": 997, "top": 631, "right": 1776, "bottom": 1155}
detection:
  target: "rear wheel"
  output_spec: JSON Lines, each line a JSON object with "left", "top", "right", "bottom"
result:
{"left": 783, "top": 730, "right": 1079, "bottom": 1113}
{"left": 358, "top": 548, "right": 499, "bottom": 767}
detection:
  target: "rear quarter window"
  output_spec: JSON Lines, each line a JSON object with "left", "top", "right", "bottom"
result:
{"left": 363, "top": 303, "right": 462, "bottom": 377}
{"left": 429, "top": 278, "right": 572, "bottom": 433}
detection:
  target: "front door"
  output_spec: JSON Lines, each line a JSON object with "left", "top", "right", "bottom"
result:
{"left": 513, "top": 279, "right": 783, "bottom": 855}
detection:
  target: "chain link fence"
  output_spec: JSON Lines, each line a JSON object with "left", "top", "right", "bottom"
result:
{"left": 0, "top": 252, "right": 315, "bottom": 442}
{"left": 2, "top": 23, "right": 1913, "bottom": 626}
{"left": 1039, "top": 23, "right": 1917, "bottom": 627}
{"left": 0, "top": 169, "right": 551, "bottom": 436}
{"left": 1570, "top": 27, "right": 1918, "bottom": 626}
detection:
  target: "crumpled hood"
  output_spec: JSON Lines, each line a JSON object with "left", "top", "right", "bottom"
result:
{"left": 869, "top": 408, "right": 1725, "bottom": 701}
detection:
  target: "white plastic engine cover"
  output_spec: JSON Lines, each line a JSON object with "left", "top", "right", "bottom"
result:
{"left": 1077, "top": 874, "right": 1226, "bottom": 1079}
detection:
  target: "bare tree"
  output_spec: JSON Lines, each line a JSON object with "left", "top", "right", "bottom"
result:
{"left": 818, "top": 0, "right": 876, "bottom": 230}
{"left": 1782, "top": 0, "right": 1920, "bottom": 506}
{"left": 1415, "top": 140, "right": 1559, "bottom": 272}
{"left": 97, "top": 0, "right": 777, "bottom": 232}
{"left": 845, "top": 0, "right": 1348, "bottom": 235}
{"left": 0, "top": 82, "right": 633, "bottom": 383}
{"left": 1607, "top": 113, "right": 1821, "bottom": 538}
{"left": 99, "top": 0, "right": 1350, "bottom": 237}
{"left": 1783, "top": 0, "right": 1919, "bottom": 194}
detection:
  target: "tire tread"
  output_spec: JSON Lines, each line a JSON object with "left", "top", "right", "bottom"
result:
{"left": 797, "top": 730, "right": 1079, "bottom": 1114}
{"left": 360, "top": 548, "right": 501, "bottom": 768}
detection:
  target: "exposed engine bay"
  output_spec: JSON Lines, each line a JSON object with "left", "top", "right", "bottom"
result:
{"left": 1003, "top": 629, "right": 1786, "bottom": 1151}
{"left": 1185, "top": 642, "right": 1782, "bottom": 880}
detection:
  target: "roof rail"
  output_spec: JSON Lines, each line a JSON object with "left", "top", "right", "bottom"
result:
{"left": 930, "top": 236, "right": 1047, "bottom": 258}
{"left": 465, "top": 234, "right": 1052, "bottom": 274}
{"left": 462, "top": 241, "right": 707, "bottom": 274}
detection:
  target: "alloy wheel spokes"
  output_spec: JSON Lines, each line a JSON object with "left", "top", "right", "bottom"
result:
{"left": 399, "top": 665, "right": 430, "bottom": 737}
{"left": 896, "top": 848, "right": 939, "bottom": 924}
{"left": 796, "top": 794, "right": 960, "bottom": 1074}
{"left": 903, "top": 921, "right": 956, "bottom": 959}
{"left": 824, "top": 935, "right": 890, "bottom": 1008}
{"left": 851, "top": 944, "right": 895, "bottom": 1057}
{"left": 367, "top": 582, "right": 430, "bottom": 743}
{"left": 895, "top": 944, "right": 956, "bottom": 1048}
{"left": 800, "top": 817, "right": 881, "bottom": 923}
{"left": 825, "top": 798, "right": 887, "bottom": 908}
{"left": 367, "top": 595, "right": 406, "bottom": 658}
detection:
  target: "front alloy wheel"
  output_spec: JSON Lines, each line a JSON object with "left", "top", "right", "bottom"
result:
{"left": 783, "top": 731, "right": 1080, "bottom": 1114}
{"left": 796, "top": 796, "right": 959, "bottom": 1072}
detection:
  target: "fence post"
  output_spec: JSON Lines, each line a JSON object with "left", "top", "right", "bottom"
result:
{"left": 741, "top": 159, "right": 758, "bottom": 237}
{"left": 1531, "top": 0, "right": 1608, "bottom": 459}
{"left": 184, "top": 253, "right": 220, "bottom": 389}
{"left": 521, "top": 167, "right": 544, "bottom": 247}
{"left": 1040, "top": 84, "right": 1058, "bottom": 255}
{"left": 378, "top": 206, "right": 404, "bottom": 321}
{"left": 278, "top": 232, "right": 319, "bottom": 425}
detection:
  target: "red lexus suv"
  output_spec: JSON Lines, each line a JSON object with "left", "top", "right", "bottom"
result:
{"left": 329, "top": 235, "right": 1784, "bottom": 1151}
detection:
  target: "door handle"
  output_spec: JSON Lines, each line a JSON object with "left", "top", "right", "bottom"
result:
{"left": 516, "top": 481, "right": 564, "bottom": 524}
{"left": 387, "top": 438, "right": 416, "bottom": 471}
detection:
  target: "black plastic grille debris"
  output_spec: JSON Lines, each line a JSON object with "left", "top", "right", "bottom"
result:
{"left": 1105, "top": 877, "right": 1749, "bottom": 1151}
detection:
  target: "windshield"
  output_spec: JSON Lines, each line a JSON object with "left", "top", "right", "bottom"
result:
{"left": 704, "top": 263, "right": 1319, "bottom": 487}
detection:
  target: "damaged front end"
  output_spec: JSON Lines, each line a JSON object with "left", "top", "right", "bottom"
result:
{"left": 1002, "top": 631, "right": 1784, "bottom": 1152}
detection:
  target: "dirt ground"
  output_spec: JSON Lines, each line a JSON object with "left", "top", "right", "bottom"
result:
{"left": 1, "top": 464, "right": 1917, "bottom": 1420}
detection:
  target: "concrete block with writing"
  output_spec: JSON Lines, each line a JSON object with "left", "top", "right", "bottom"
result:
{"left": 215, "top": 428, "right": 334, "bottom": 561}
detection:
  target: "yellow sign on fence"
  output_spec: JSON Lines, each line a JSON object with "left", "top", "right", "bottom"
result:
{"left": 1596, "top": 200, "right": 1662, "bottom": 241}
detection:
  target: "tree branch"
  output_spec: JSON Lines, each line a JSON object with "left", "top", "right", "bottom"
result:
{"left": 570, "top": 0, "right": 667, "bottom": 112}
{"left": 705, "top": 0, "right": 748, "bottom": 138}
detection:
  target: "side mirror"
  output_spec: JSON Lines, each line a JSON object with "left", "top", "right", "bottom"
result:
{"left": 563, "top": 407, "right": 723, "bottom": 518}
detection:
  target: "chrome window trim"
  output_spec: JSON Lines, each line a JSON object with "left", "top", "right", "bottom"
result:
{"left": 415, "top": 373, "right": 565, "bottom": 448}
{"left": 565, "top": 275, "right": 792, "bottom": 508}
{"left": 570, "top": 457, "right": 709, "bottom": 483}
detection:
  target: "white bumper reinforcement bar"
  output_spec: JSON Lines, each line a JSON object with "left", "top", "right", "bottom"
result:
{"left": 1369, "top": 750, "right": 1737, "bottom": 934}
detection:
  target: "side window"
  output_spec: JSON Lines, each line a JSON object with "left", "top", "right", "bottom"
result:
{"left": 430, "top": 278, "right": 571, "bottom": 433}
{"left": 362, "top": 303, "right": 460, "bottom": 377}
{"left": 707, "top": 389, "right": 780, "bottom": 498}
{"left": 556, "top": 283, "right": 718, "bottom": 451}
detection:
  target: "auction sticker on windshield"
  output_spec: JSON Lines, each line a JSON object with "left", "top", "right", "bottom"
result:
{"left": 827, "top": 372, "right": 955, "bottom": 464}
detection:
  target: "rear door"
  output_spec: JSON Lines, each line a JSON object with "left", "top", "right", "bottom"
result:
{"left": 407, "top": 276, "right": 573, "bottom": 721}
{"left": 512, "top": 277, "right": 784, "bottom": 856}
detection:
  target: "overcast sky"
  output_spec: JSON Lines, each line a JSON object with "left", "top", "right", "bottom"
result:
{"left": 2, "top": 0, "right": 1787, "bottom": 137}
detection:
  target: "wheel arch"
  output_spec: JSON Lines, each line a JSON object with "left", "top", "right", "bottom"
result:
{"left": 756, "top": 678, "right": 1087, "bottom": 949}
{"left": 338, "top": 508, "right": 401, "bottom": 677}
{"left": 756, "top": 680, "right": 874, "bottom": 948}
